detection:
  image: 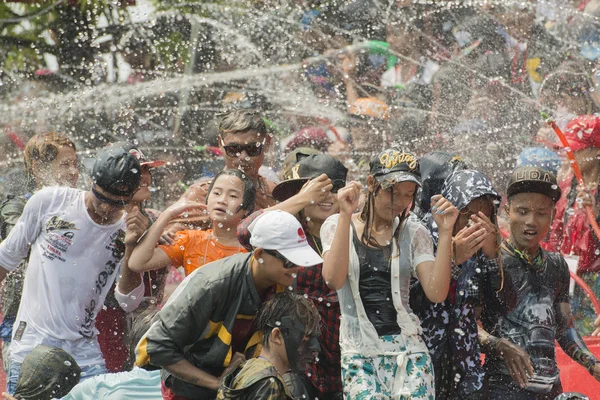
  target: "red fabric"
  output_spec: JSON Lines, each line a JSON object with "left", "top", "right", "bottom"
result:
{"left": 564, "top": 115, "right": 600, "bottom": 152}
{"left": 161, "top": 381, "right": 191, "bottom": 400}
{"left": 96, "top": 305, "right": 128, "bottom": 372}
{"left": 544, "top": 174, "right": 600, "bottom": 273}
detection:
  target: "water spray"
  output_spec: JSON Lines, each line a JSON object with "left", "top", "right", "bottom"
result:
{"left": 541, "top": 111, "right": 600, "bottom": 242}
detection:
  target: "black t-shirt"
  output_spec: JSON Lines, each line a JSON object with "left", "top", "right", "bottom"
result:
{"left": 352, "top": 229, "right": 401, "bottom": 336}
{"left": 481, "top": 241, "right": 570, "bottom": 378}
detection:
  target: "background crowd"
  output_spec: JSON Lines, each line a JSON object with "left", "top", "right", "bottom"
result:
{"left": 2, "top": 0, "right": 600, "bottom": 399}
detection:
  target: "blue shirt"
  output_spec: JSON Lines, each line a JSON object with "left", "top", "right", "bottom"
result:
{"left": 61, "top": 368, "right": 161, "bottom": 400}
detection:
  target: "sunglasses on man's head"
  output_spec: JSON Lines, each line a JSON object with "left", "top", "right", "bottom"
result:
{"left": 219, "top": 136, "right": 266, "bottom": 157}
{"left": 264, "top": 249, "right": 296, "bottom": 269}
{"left": 92, "top": 186, "right": 130, "bottom": 207}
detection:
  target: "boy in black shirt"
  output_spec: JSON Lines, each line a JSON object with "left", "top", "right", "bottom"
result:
{"left": 479, "top": 166, "right": 600, "bottom": 399}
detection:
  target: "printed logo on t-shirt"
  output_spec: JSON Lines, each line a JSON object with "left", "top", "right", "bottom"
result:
{"left": 13, "top": 321, "right": 27, "bottom": 341}
{"left": 79, "top": 229, "right": 125, "bottom": 338}
{"left": 42, "top": 216, "right": 79, "bottom": 262}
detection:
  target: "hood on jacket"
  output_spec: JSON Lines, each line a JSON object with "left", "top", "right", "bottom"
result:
{"left": 417, "top": 151, "right": 468, "bottom": 214}
{"left": 441, "top": 169, "right": 501, "bottom": 212}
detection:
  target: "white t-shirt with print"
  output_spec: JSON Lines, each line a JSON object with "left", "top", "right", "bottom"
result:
{"left": 0, "top": 187, "right": 127, "bottom": 367}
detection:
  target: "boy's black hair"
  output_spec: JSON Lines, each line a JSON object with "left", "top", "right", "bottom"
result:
{"left": 256, "top": 292, "right": 321, "bottom": 349}
{"left": 205, "top": 169, "right": 256, "bottom": 215}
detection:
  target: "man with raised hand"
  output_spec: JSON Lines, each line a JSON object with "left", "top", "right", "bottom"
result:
{"left": 0, "top": 144, "right": 145, "bottom": 394}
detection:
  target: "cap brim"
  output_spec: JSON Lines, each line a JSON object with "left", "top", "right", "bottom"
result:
{"left": 141, "top": 160, "right": 166, "bottom": 168}
{"left": 507, "top": 181, "right": 561, "bottom": 202}
{"left": 375, "top": 171, "right": 421, "bottom": 188}
{"left": 278, "top": 244, "right": 323, "bottom": 267}
{"left": 272, "top": 178, "right": 309, "bottom": 202}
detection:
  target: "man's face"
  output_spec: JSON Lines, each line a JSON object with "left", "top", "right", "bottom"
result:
{"left": 89, "top": 185, "right": 132, "bottom": 221}
{"left": 259, "top": 249, "right": 301, "bottom": 289}
{"left": 219, "top": 131, "right": 267, "bottom": 178}
{"left": 506, "top": 192, "right": 554, "bottom": 253}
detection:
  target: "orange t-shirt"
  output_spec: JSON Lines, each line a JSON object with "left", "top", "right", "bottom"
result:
{"left": 159, "top": 229, "right": 247, "bottom": 276}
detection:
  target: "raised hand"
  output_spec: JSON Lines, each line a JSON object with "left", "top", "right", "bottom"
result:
{"left": 165, "top": 200, "right": 207, "bottom": 220}
{"left": 431, "top": 195, "right": 459, "bottom": 233}
{"left": 337, "top": 181, "right": 362, "bottom": 216}
{"left": 453, "top": 222, "right": 487, "bottom": 265}
{"left": 471, "top": 211, "right": 499, "bottom": 259}
{"left": 125, "top": 206, "right": 150, "bottom": 245}
{"left": 298, "top": 174, "right": 333, "bottom": 206}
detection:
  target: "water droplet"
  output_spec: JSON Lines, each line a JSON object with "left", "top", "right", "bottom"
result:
{"left": 258, "top": 258, "right": 264, "bottom": 264}
{"left": 64, "top": 360, "right": 72, "bottom": 367}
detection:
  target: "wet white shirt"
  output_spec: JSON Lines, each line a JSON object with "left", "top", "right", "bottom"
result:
{"left": 0, "top": 187, "right": 140, "bottom": 366}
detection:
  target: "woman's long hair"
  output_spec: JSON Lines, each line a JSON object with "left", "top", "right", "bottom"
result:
{"left": 359, "top": 179, "right": 418, "bottom": 253}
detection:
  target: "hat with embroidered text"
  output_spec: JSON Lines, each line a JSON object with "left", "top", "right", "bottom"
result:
{"left": 249, "top": 210, "right": 322, "bottom": 267}
{"left": 507, "top": 166, "right": 562, "bottom": 202}
{"left": 370, "top": 148, "right": 421, "bottom": 189}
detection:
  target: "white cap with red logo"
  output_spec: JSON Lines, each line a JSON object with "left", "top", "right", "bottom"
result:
{"left": 248, "top": 210, "right": 322, "bottom": 267}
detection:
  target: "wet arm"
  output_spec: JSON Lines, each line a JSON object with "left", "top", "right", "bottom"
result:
{"left": 416, "top": 229, "right": 452, "bottom": 303}
{"left": 128, "top": 211, "right": 174, "bottom": 272}
{"left": 322, "top": 214, "right": 351, "bottom": 290}
{"left": 556, "top": 302, "right": 599, "bottom": 373}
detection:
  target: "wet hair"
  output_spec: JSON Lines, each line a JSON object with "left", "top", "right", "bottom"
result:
{"left": 217, "top": 108, "right": 267, "bottom": 138}
{"left": 23, "top": 132, "right": 76, "bottom": 191}
{"left": 359, "top": 178, "right": 418, "bottom": 251}
{"left": 256, "top": 292, "right": 321, "bottom": 349}
{"left": 206, "top": 169, "right": 256, "bottom": 215}
{"left": 125, "top": 308, "right": 158, "bottom": 371}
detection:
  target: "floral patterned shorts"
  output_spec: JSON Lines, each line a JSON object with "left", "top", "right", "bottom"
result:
{"left": 340, "top": 335, "right": 435, "bottom": 400}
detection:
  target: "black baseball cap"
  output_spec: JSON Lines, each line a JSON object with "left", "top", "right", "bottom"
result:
{"left": 281, "top": 147, "right": 321, "bottom": 181}
{"left": 273, "top": 154, "right": 348, "bottom": 202}
{"left": 506, "top": 166, "right": 562, "bottom": 202}
{"left": 92, "top": 144, "right": 142, "bottom": 197}
{"left": 115, "top": 141, "right": 166, "bottom": 168}
{"left": 370, "top": 148, "right": 421, "bottom": 189}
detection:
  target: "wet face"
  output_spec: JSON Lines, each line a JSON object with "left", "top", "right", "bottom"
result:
{"left": 45, "top": 145, "right": 79, "bottom": 188}
{"left": 219, "top": 131, "right": 267, "bottom": 178}
{"left": 206, "top": 174, "right": 247, "bottom": 226}
{"left": 302, "top": 190, "right": 340, "bottom": 224}
{"left": 506, "top": 193, "right": 554, "bottom": 253}
{"left": 372, "top": 180, "right": 417, "bottom": 221}
{"left": 132, "top": 165, "right": 152, "bottom": 203}
{"left": 258, "top": 249, "right": 301, "bottom": 288}
{"left": 455, "top": 196, "right": 494, "bottom": 234}
{"left": 88, "top": 185, "right": 132, "bottom": 221}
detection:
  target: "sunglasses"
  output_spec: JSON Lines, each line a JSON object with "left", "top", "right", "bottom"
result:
{"left": 219, "top": 136, "right": 266, "bottom": 157}
{"left": 264, "top": 249, "right": 296, "bottom": 269}
{"left": 92, "top": 186, "right": 130, "bottom": 207}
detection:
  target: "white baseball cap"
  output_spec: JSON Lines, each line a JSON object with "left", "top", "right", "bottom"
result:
{"left": 248, "top": 210, "right": 323, "bottom": 267}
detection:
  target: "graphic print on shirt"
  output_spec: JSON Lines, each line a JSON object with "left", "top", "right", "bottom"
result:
{"left": 42, "top": 216, "right": 79, "bottom": 262}
{"left": 79, "top": 229, "right": 125, "bottom": 338}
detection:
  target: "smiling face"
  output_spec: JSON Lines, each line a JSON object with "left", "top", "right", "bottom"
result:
{"left": 506, "top": 192, "right": 555, "bottom": 254}
{"left": 371, "top": 178, "right": 417, "bottom": 222}
{"left": 302, "top": 190, "right": 340, "bottom": 224}
{"left": 206, "top": 174, "right": 248, "bottom": 227}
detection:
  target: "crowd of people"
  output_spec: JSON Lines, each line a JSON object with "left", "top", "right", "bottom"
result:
{"left": 0, "top": 107, "right": 598, "bottom": 400}
{"left": 3, "top": 1, "right": 600, "bottom": 400}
